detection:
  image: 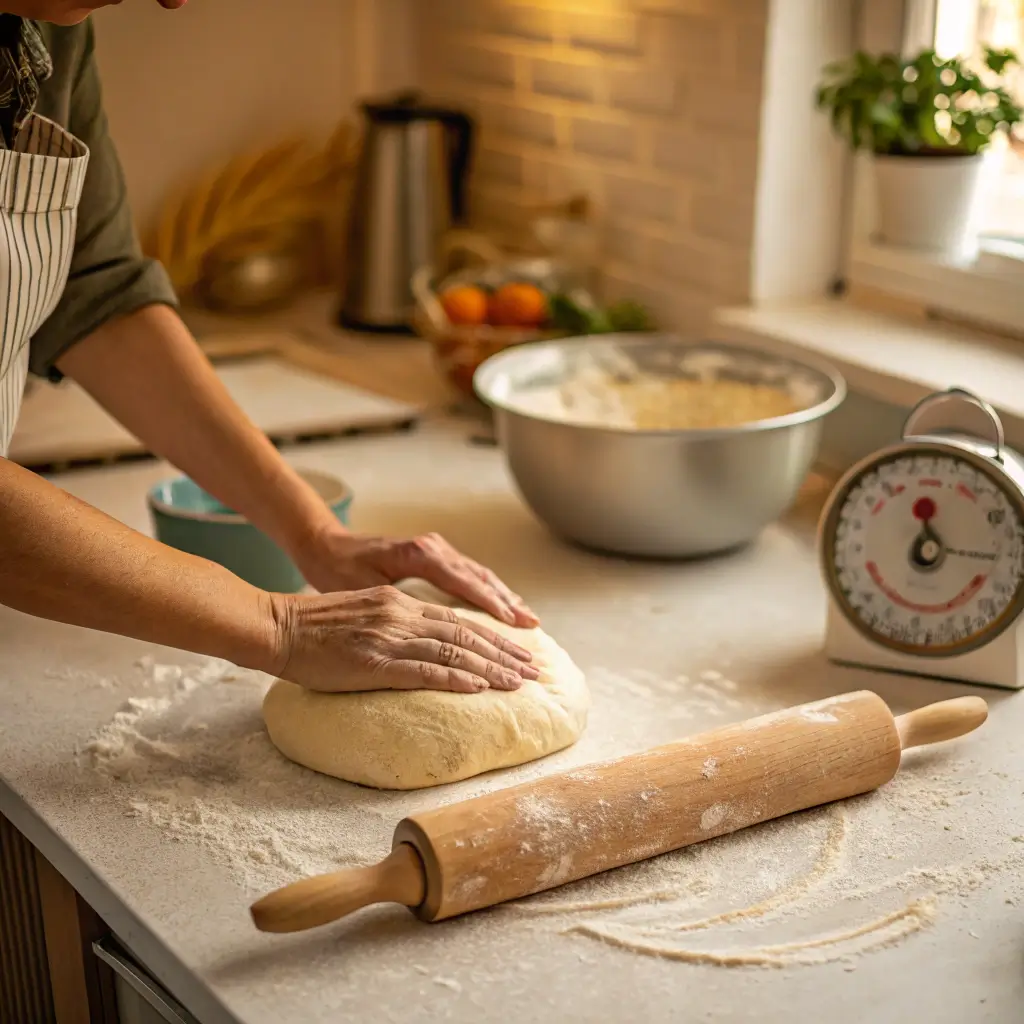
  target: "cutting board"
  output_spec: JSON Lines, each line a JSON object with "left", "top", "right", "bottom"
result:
{"left": 9, "top": 357, "right": 422, "bottom": 470}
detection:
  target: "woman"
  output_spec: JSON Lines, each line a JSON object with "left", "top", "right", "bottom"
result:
{"left": 0, "top": 1, "right": 540, "bottom": 694}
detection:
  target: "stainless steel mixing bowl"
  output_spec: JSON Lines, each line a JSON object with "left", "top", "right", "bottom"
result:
{"left": 473, "top": 335, "right": 846, "bottom": 558}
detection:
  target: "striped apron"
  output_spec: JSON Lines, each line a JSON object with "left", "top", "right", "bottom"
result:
{"left": 0, "top": 114, "right": 88, "bottom": 456}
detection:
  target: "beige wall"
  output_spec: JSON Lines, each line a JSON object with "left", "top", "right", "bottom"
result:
{"left": 91, "top": 0, "right": 365, "bottom": 231}
{"left": 416, "top": 0, "right": 769, "bottom": 333}
{"left": 90, "top": 0, "right": 769, "bottom": 325}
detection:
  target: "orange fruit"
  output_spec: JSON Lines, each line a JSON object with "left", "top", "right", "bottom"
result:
{"left": 440, "top": 285, "right": 488, "bottom": 325}
{"left": 487, "top": 282, "right": 549, "bottom": 328}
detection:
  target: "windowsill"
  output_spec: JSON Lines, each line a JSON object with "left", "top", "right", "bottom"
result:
{"left": 711, "top": 297, "right": 1024, "bottom": 453}
{"left": 848, "top": 241, "right": 1024, "bottom": 338}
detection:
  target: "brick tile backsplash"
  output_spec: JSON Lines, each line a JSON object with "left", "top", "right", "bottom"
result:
{"left": 691, "top": 187, "right": 755, "bottom": 247}
{"left": 569, "top": 12, "right": 642, "bottom": 55}
{"left": 482, "top": 101, "right": 559, "bottom": 147}
{"left": 651, "top": 129, "right": 719, "bottom": 181}
{"left": 571, "top": 116, "right": 637, "bottom": 162}
{"left": 483, "top": 2, "right": 559, "bottom": 41}
{"left": 449, "top": 44, "right": 518, "bottom": 88}
{"left": 474, "top": 147, "right": 525, "bottom": 187}
{"left": 648, "top": 237, "right": 720, "bottom": 290}
{"left": 604, "top": 223, "right": 652, "bottom": 268}
{"left": 651, "top": 14, "right": 725, "bottom": 71}
{"left": 606, "top": 173, "right": 677, "bottom": 224}
{"left": 607, "top": 68, "right": 679, "bottom": 115}
{"left": 416, "top": 0, "right": 767, "bottom": 323}
{"left": 532, "top": 59, "right": 598, "bottom": 103}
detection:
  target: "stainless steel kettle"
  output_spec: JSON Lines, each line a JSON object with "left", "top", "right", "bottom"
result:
{"left": 339, "top": 92, "right": 475, "bottom": 334}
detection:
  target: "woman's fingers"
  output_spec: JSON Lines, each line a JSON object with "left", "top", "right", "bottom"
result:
{"left": 379, "top": 660, "right": 495, "bottom": 694}
{"left": 419, "top": 618, "right": 539, "bottom": 679}
{"left": 419, "top": 603, "right": 535, "bottom": 663}
{"left": 393, "top": 638, "right": 526, "bottom": 691}
{"left": 470, "top": 561, "right": 540, "bottom": 627}
{"left": 390, "top": 535, "right": 518, "bottom": 624}
{"left": 425, "top": 563, "right": 517, "bottom": 624}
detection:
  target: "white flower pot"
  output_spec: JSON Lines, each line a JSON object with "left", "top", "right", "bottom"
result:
{"left": 873, "top": 154, "right": 985, "bottom": 258}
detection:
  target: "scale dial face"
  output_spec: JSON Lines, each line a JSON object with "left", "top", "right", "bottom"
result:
{"left": 823, "top": 445, "right": 1024, "bottom": 656}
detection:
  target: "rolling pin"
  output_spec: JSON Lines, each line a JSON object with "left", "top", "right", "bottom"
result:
{"left": 251, "top": 690, "right": 987, "bottom": 933}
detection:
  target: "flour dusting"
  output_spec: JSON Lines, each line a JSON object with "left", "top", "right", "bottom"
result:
{"left": 77, "top": 655, "right": 606, "bottom": 893}
{"left": 700, "top": 803, "right": 730, "bottom": 831}
{"left": 801, "top": 709, "right": 838, "bottom": 724}
{"left": 76, "top": 654, "right": 1022, "bottom": 977}
{"left": 514, "top": 751, "right": 1024, "bottom": 971}
{"left": 80, "top": 657, "right": 389, "bottom": 891}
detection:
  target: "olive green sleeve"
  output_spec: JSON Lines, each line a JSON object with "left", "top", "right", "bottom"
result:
{"left": 29, "top": 21, "right": 178, "bottom": 381}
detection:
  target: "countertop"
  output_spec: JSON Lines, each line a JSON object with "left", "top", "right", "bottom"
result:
{"left": 2, "top": 417, "right": 1024, "bottom": 1024}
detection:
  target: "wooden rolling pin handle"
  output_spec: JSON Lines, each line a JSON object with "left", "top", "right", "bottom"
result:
{"left": 250, "top": 843, "right": 426, "bottom": 934}
{"left": 894, "top": 696, "right": 988, "bottom": 751}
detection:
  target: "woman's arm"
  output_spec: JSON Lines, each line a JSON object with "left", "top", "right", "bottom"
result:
{"left": 58, "top": 305, "right": 538, "bottom": 627}
{"left": 56, "top": 304, "right": 338, "bottom": 562}
{"left": 0, "top": 457, "right": 535, "bottom": 692}
{"left": 33, "top": 20, "right": 534, "bottom": 626}
{"left": 0, "top": 455, "right": 277, "bottom": 668}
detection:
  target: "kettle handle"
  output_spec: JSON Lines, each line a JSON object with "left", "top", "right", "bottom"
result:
{"left": 437, "top": 111, "right": 475, "bottom": 224}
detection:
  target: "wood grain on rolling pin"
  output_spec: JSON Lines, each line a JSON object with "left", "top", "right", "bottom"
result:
{"left": 394, "top": 691, "right": 901, "bottom": 921}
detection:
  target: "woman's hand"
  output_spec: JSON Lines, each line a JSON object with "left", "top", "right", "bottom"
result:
{"left": 267, "top": 585, "right": 540, "bottom": 693}
{"left": 293, "top": 529, "right": 539, "bottom": 628}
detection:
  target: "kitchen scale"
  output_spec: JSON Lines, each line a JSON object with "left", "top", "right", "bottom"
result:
{"left": 819, "top": 387, "right": 1024, "bottom": 690}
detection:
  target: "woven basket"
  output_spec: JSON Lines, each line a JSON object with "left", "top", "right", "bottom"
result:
{"left": 412, "top": 231, "right": 567, "bottom": 399}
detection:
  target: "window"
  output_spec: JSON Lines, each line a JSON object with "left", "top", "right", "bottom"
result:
{"left": 933, "top": 0, "right": 1023, "bottom": 247}
{"left": 849, "top": 0, "right": 1024, "bottom": 336}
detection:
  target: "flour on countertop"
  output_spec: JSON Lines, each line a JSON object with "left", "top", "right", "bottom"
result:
{"left": 80, "top": 658, "right": 389, "bottom": 891}
{"left": 77, "top": 655, "right": 631, "bottom": 893}
{"left": 586, "top": 665, "right": 746, "bottom": 724}
{"left": 433, "top": 977, "right": 462, "bottom": 993}
{"left": 77, "top": 655, "right": 1023, "bottom": 975}
{"left": 45, "top": 666, "right": 118, "bottom": 689}
{"left": 531, "top": 757, "right": 1024, "bottom": 970}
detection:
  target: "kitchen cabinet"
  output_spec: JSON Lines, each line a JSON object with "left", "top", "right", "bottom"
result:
{"left": 1, "top": 811, "right": 119, "bottom": 1022}
{"left": 1, "top": 813, "right": 198, "bottom": 1024}
{"left": 93, "top": 939, "right": 199, "bottom": 1024}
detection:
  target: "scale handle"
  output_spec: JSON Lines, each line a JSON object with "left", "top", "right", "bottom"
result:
{"left": 903, "top": 387, "right": 1004, "bottom": 461}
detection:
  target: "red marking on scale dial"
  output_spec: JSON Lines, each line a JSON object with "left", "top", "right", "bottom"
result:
{"left": 893, "top": 485, "right": 905, "bottom": 495}
{"left": 920, "top": 479, "right": 942, "bottom": 487}
{"left": 866, "top": 561, "right": 987, "bottom": 613}
{"left": 912, "top": 497, "right": 936, "bottom": 521}
{"left": 872, "top": 500, "right": 886, "bottom": 515}
{"left": 956, "top": 483, "right": 977, "bottom": 502}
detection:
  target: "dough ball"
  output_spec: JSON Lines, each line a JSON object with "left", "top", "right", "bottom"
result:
{"left": 262, "top": 585, "right": 589, "bottom": 790}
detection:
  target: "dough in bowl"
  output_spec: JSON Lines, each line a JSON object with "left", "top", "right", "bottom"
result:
{"left": 262, "top": 585, "right": 590, "bottom": 790}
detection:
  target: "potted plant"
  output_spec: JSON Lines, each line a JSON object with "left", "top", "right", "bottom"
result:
{"left": 816, "top": 47, "right": 1022, "bottom": 257}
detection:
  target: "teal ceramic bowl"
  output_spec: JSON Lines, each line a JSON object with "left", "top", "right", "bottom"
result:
{"left": 147, "top": 469, "right": 352, "bottom": 593}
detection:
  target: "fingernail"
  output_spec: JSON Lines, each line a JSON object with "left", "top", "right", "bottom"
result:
{"left": 503, "top": 671, "right": 524, "bottom": 689}
{"left": 517, "top": 604, "right": 540, "bottom": 626}
{"left": 519, "top": 663, "right": 540, "bottom": 679}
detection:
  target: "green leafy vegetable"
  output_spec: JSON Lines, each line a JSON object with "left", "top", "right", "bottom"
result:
{"left": 607, "top": 300, "right": 655, "bottom": 332}
{"left": 548, "top": 293, "right": 655, "bottom": 336}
